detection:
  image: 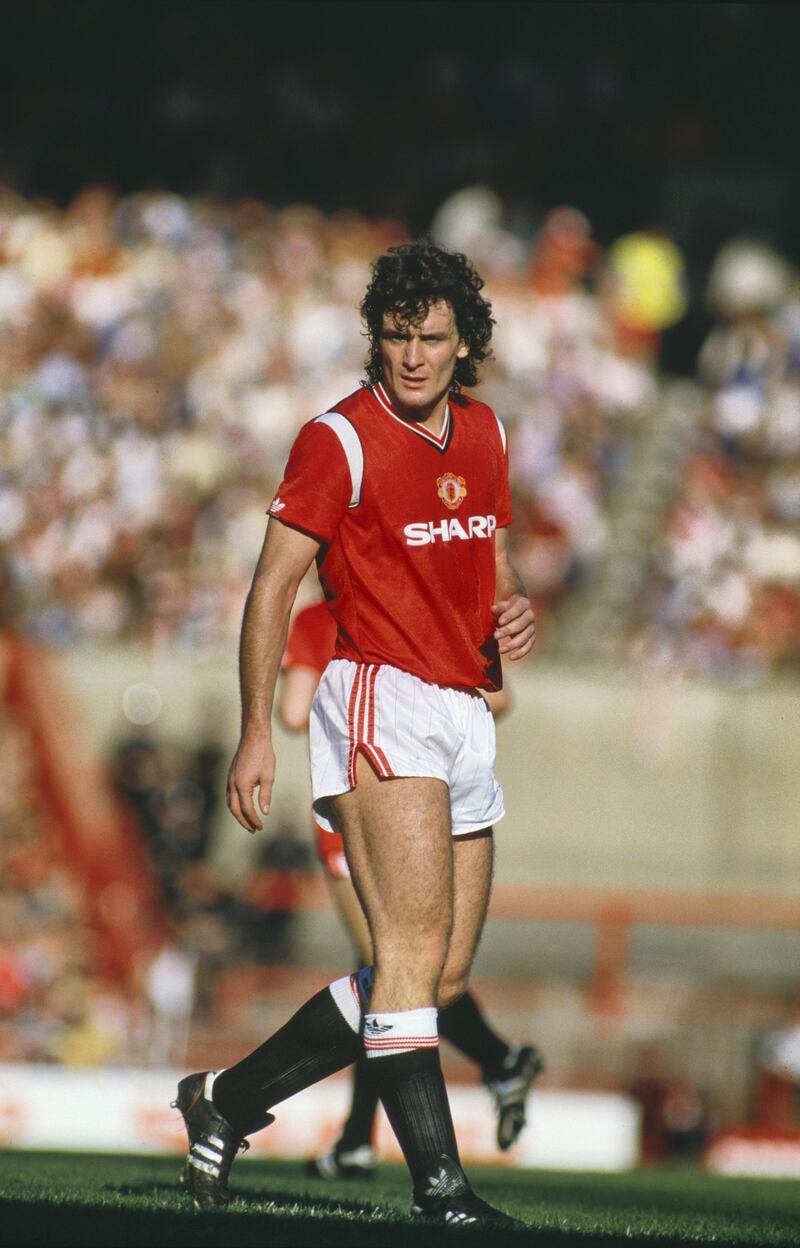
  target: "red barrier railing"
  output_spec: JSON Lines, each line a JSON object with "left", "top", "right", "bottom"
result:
{"left": 3, "top": 632, "right": 169, "bottom": 982}
{"left": 225, "top": 870, "right": 800, "bottom": 1018}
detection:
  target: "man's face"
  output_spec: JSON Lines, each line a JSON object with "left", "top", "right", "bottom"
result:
{"left": 379, "top": 300, "right": 469, "bottom": 415}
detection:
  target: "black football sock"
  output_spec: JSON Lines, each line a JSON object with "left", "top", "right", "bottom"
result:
{"left": 371, "top": 1048, "right": 461, "bottom": 1184}
{"left": 212, "top": 970, "right": 370, "bottom": 1130}
{"left": 438, "top": 991, "right": 510, "bottom": 1081}
{"left": 363, "top": 1008, "right": 460, "bottom": 1186}
{"left": 337, "top": 1052, "right": 380, "bottom": 1152}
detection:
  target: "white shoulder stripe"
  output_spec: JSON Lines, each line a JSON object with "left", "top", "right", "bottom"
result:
{"left": 315, "top": 411, "right": 364, "bottom": 508}
{"left": 493, "top": 412, "right": 507, "bottom": 454}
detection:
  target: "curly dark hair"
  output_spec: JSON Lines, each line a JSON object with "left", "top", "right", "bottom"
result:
{"left": 360, "top": 241, "right": 495, "bottom": 389}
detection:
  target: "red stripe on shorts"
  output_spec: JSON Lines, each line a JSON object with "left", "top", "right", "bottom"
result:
{"left": 348, "top": 663, "right": 396, "bottom": 784}
{"left": 366, "top": 666, "right": 395, "bottom": 777}
{"left": 370, "top": 743, "right": 394, "bottom": 777}
{"left": 346, "top": 664, "right": 365, "bottom": 787}
{"left": 360, "top": 743, "right": 390, "bottom": 778}
{"left": 356, "top": 665, "right": 369, "bottom": 769}
{"left": 360, "top": 664, "right": 372, "bottom": 748}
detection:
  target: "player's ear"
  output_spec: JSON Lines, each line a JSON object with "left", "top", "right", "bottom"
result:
{"left": 456, "top": 339, "right": 470, "bottom": 359}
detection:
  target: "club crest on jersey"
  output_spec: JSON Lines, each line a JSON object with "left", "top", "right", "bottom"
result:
{"left": 437, "top": 473, "right": 467, "bottom": 511}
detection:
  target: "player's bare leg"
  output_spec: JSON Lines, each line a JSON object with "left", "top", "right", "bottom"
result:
{"left": 329, "top": 875, "right": 372, "bottom": 965}
{"left": 326, "top": 835, "right": 494, "bottom": 1010}
{"left": 330, "top": 761, "right": 518, "bottom": 1224}
{"left": 438, "top": 831, "right": 494, "bottom": 1007}
{"left": 332, "top": 759, "right": 454, "bottom": 1013}
{"left": 439, "top": 831, "right": 545, "bottom": 1148}
{"left": 331, "top": 762, "right": 459, "bottom": 1185}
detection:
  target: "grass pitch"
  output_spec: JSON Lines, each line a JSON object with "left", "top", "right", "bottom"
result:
{"left": 1, "top": 1151, "right": 799, "bottom": 1248}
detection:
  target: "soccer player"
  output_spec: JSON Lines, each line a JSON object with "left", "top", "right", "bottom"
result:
{"left": 173, "top": 241, "right": 536, "bottom": 1225}
{"left": 279, "top": 599, "right": 544, "bottom": 1178}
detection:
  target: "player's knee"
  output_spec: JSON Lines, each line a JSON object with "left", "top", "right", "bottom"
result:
{"left": 278, "top": 707, "right": 309, "bottom": 733}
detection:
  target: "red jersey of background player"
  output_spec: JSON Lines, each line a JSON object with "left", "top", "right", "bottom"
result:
{"left": 282, "top": 600, "right": 337, "bottom": 679}
{"left": 269, "top": 383, "right": 511, "bottom": 691}
{"left": 281, "top": 599, "right": 349, "bottom": 878}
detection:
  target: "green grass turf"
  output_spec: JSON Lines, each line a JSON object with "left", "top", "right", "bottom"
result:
{"left": 1, "top": 1151, "right": 800, "bottom": 1248}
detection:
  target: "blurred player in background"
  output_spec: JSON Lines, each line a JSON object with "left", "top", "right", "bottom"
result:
{"left": 174, "top": 241, "right": 536, "bottom": 1225}
{"left": 279, "top": 597, "right": 544, "bottom": 1179}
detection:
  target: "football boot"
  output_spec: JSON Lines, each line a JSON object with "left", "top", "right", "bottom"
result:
{"left": 305, "top": 1142, "right": 377, "bottom": 1180}
{"left": 485, "top": 1043, "right": 545, "bottom": 1151}
{"left": 172, "top": 1070, "right": 274, "bottom": 1208}
{"left": 411, "top": 1154, "right": 521, "bottom": 1226}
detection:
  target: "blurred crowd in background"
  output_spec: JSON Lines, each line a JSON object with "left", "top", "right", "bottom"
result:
{"left": 1, "top": 183, "right": 798, "bottom": 675}
{"left": 0, "top": 183, "right": 657, "bottom": 654}
{"left": 630, "top": 241, "right": 800, "bottom": 680}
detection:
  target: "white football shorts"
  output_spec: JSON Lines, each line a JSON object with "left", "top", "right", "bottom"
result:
{"left": 309, "top": 659, "right": 505, "bottom": 836}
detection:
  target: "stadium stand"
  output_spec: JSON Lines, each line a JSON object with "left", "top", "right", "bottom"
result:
{"left": 0, "top": 186, "right": 652, "bottom": 653}
{"left": 4, "top": 187, "right": 795, "bottom": 679}
{"left": 623, "top": 242, "right": 800, "bottom": 680}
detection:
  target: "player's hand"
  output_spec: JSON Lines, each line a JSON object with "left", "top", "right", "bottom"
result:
{"left": 227, "top": 732, "right": 276, "bottom": 833}
{"left": 491, "top": 594, "right": 535, "bottom": 661}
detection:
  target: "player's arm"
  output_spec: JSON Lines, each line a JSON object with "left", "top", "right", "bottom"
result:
{"left": 492, "top": 527, "right": 535, "bottom": 662}
{"left": 277, "top": 666, "right": 319, "bottom": 733}
{"left": 227, "top": 519, "right": 321, "bottom": 833}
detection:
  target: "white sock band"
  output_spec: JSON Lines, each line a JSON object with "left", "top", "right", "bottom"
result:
{"left": 329, "top": 972, "right": 364, "bottom": 1034}
{"left": 363, "top": 1007, "right": 438, "bottom": 1058}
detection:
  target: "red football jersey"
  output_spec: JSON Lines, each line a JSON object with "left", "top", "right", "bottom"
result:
{"left": 270, "top": 383, "right": 512, "bottom": 690}
{"left": 282, "top": 600, "right": 337, "bottom": 679}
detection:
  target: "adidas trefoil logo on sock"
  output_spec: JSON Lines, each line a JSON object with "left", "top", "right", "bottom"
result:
{"left": 425, "top": 1166, "right": 449, "bottom": 1196}
{"left": 365, "top": 1017, "right": 393, "bottom": 1033}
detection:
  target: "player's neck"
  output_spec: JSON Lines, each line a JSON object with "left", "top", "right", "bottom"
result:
{"left": 379, "top": 380, "right": 450, "bottom": 436}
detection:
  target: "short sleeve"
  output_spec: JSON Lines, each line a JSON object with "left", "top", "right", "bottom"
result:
{"left": 268, "top": 420, "right": 352, "bottom": 543}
